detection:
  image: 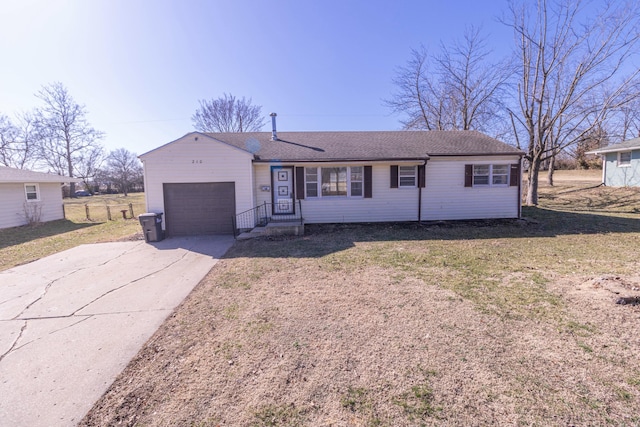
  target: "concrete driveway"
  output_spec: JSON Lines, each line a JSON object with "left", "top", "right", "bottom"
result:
{"left": 0, "top": 235, "right": 234, "bottom": 427}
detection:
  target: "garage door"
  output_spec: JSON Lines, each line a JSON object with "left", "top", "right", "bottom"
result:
{"left": 163, "top": 182, "right": 235, "bottom": 236}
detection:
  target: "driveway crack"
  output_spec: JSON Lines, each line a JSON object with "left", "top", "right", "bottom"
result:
{"left": 0, "top": 320, "right": 27, "bottom": 363}
{"left": 9, "top": 242, "right": 146, "bottom": 320}
{"left": 9, "top": 316, "right": 93, "bottom": 354}
{"left": 70, "top": 250, "right": 192, "bottom": 316}
{"left": 11, "top": 278, "right": 59, "bottom": 320}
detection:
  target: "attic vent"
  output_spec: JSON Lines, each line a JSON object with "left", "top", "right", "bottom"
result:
{"left": 270, "top": 112, "right": 278, "bottom": 141}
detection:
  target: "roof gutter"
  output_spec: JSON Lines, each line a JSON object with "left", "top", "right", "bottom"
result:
{"left": 586, "top": 147, "right": 639, "bottom": 155}
{"left": 252, "top": 156, "right": 431, "bottom": 163}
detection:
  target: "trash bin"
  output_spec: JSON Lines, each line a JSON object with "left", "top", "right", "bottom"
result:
{"left": 138, "top": 212, "right": 164, "bottom": 242}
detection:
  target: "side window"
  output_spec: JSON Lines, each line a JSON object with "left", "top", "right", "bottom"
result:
{"left": 619, "top": 151, "right": 631, "bottom": 166}
{"left": 398, "top": 166, "right": 416, "bottom": 187}
{"left": 25, "top": 184, "right": 39, "bottom": 201}
{"left": 350, "top": 166, "right": 363, "bottom": 196}
{"left": 492, "top": 165, "right": 509, "bottom": 185}
{"left": 305, "top": 167, "right": 318, "bottom": 197}
{"left": 473, "top": 165, "right": 490, "bottom": 186}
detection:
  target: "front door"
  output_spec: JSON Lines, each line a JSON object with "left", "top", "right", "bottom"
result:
{"left": 272, "top": 167, "right": 294, "bottom": 214}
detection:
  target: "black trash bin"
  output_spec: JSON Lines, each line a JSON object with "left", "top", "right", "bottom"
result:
{"left": 138, "top": 212, "right": 164, "bottom": 242}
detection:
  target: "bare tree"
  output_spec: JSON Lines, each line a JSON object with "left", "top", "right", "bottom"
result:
{"left": 74, "top": 145, "right": 105, "bottom": 194}
{"left": 603, "top": 93, "right": 640, "bottom": 141}
{"left": 191, "top": 93, "right": 266, "bottom": 132}
{"left": 569, "top": 125, "right": 609, "bottom": 169}
{"left": 504, "top": 0, "right": 640, "bottom": 204}
{"left": 105, "top": 148, "right": 143, "bottom": 196}
{"left": 0, "top": 113, "right": 39, "bottom": 169}
{"left": 0, "top": 115, "right": 17, "bottom": 167}
{"left": 386, "top": 27, "right": 510, "bottom": 135}
{"left": 33, "top": 82, "right": 104, "bottom": 194}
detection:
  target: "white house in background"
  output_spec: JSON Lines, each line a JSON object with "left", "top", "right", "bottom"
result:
{"left": 140, "top": 120, "right": 524, "bottom": 236}
{"left": 586, "top": 137, "right": 640, "bottom": 187}
{"left": 0, "top": 166, "right": 80, "bottom": 229}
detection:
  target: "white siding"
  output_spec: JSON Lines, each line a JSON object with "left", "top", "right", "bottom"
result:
{"left": 0, "top": 183, "right": 64, "bottom": 229}
{"left": 140, "top": 134, "right": 255, "bottom": 228}
{"left": 422, "top": 157, "right": 520, "bottom": 220}
{"left": 254, "top": 163, "right": 422, "bottom": 223}
{"left": 253, "top": 156, "right": 521, "bottom": 224}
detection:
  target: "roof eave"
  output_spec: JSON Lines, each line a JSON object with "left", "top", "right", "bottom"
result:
{"left": 253, "top": 156, "right": 431, "bottom": 163}
{"left": 586, "top": 146, "right": 640, "bottom": 155}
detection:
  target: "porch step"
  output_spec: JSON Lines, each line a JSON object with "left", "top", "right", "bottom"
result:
{"left": 265, "top": 221, "right": 304, "bottom": 236}
{"left": 236, "top": 222, "right": 304, "bottom": 240}
{"left": 236, "top": 226, "right": 267, "bottom": 240}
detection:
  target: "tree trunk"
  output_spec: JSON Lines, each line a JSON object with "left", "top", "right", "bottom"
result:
{"left": 547, "top": 155, "right": 555, "bottom": 186}
{"left": 526, "top": 157, "right": 541, "bottom": 206}
{"left": 67, "top": 146, "right": 75, "bottom": 196}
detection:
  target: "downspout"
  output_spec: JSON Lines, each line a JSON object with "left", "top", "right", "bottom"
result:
{"left": 518, "top": 156, "right": 523, "bottom": 218}
{"left": 418, "top": 186, "right": 422, "bottom": 223}
{"left": 418, "top": 158, "right": 428, "bottom": 223}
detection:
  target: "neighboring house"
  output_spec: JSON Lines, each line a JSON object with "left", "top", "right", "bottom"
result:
{"left": 140, "top": 124, "right": 524, "bottom": 236}
{"left": 0, "top": 166, "right": 80, "bottom": 229}
{"left": 586, "top": 137, "right": 640, "bottom": 187}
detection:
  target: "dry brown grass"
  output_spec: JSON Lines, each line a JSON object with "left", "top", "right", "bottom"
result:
{"left": 0, "top": 193, "right": 145, "bottom": 271}
{"left": 81, "top": 171, "right": 640, "bottom": 426}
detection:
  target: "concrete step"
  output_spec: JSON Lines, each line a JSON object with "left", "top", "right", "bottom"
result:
{"left": 236, "top": 226, "right": 267, "bottom": 240}
{"left": 236, "top": 223, "right": 304, "bottom": 239}
{"left": 265, "top": 222, "right": 304, "bottom": 236}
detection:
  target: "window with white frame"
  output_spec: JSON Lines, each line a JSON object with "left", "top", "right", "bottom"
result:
{"left": 25, "top": 184, "right": 40, "bottom": 201}
{"left": 619, "top": 151, "right": 631, "bottom": 166}
{"left": 305, "top": 166, "right": 364, "bottom": 198}
{"left": 398, "top": 166, "right": 417, "bottom": 187}
{"left": 473, "top": 165, "right": 509, "bottom": 186}
{"left": 473, "top": 165, "right": 490, "bottom": 185}
{"left": 492, "top": 165, "right": 509, "bottom": 185}
{"left": 351, "top": 166, "right": 363, "bottom": 196}
{"left": 305, "top": 168, "right": 318, "bottom": 197}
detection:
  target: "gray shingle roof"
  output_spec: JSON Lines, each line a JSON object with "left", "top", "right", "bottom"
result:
{"left": 0, "top": 166, "right": 80, "bottom": 183}
{"left": 201, "top": 130, "right": 523, "bottom": 161}
{"left": 586, "top": 137, "right": 640, "bottom": 155}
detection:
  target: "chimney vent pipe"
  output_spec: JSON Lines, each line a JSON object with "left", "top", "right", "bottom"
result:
{"left": 270, "top": 112, "right": 278, "bottom": 141}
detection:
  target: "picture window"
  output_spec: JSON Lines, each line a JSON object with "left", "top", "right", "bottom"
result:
{"left": 305, "top": 166, "right": 364, "bottom": 198}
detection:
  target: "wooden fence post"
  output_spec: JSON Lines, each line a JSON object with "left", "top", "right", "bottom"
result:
{"left": 107, "top": 206, "right": 112, "bottom": 221}
{"left": 129, "top": 203, "right": 134, "bottom": 219}
{"left": 85, "top": 204, "right": 90, "bottom": 220}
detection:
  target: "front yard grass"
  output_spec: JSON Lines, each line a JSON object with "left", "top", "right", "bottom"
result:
{"left": 81, "top": 172, "right": 640, "bottom": 426}
{"left": 0, "top": 193, "right": 145, "bottom": 271}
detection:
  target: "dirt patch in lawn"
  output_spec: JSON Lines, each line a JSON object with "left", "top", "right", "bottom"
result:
{"left": 81, "top": 218, "right": 640, "bottom": 426}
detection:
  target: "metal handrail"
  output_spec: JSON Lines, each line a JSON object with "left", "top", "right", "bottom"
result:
{"left": 233, "top": 201, "right": 303, "bottom": 237}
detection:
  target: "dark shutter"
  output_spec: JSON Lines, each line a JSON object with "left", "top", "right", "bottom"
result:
{"left": 464, "top": 164, "right": 473, "bottom": 187}
{"left": 418, "top": 164, "right": 426, "bottom": 188}
{"left": 390, "top": 165, "right": 398, "bottom": 188}
{"left": 295, "top": 167, "right": 305, "bottom": 199}
{"left": 364, "top": 165, "right": 372, "bottom": 198}
{"left": 510, "top": 163, "right": 520, "bottom": 187}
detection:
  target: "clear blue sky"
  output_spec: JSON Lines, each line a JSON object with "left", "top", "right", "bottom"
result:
{"left": 0, "top": 0, "right": 513, "bottom": 156}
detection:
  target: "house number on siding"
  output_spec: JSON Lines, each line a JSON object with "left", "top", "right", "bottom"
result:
{"left": 192, "top": 160, "right": 203, "bottom": 164}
